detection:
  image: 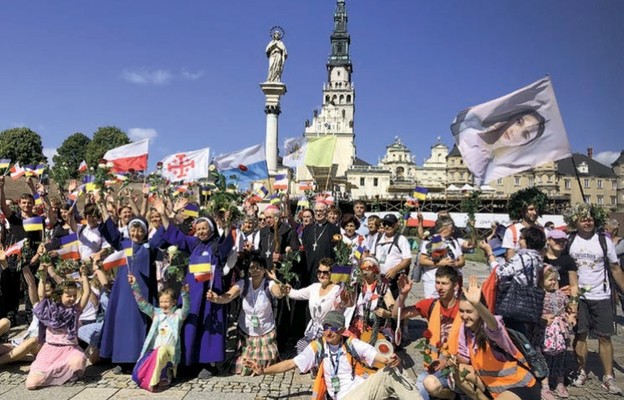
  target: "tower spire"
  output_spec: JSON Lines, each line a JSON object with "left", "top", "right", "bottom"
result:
{"left": 328, "top": 0, "right": 352, "bottom": 72}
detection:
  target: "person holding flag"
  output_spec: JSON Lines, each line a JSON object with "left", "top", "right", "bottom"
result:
{"left": 0, "top": 176, "right": 45, "bottom": 325}
{"left": 152, "top": 196, "right": 233, "bottom": 379}
{"left": 95, "top": 195, "right": 166, "bottom": 374}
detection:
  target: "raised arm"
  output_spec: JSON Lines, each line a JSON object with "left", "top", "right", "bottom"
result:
{"left": 22, "top": 259, "right": 40, "bottom": 305}
{"left": 139, "top": 184, "right": 150, "bottom": 218}
{"left": 78, "top": 264, "right": 91, "bottom": 311}
{"left": 128, "top": 273, "right": 155, "bottom": 318}
{"left": 179, "top": 284, "right": 191, "bottom": 320}
{"left": 464, "top": 275, "right": 497, "bottom": 331}
{"left": 0, "top": 176, "right": 13, "bottom": 218}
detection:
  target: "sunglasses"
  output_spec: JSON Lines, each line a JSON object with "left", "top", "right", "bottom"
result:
{"left": 323, "top": 324, "right": 340, "bottom": 332}
{"left": 317, "top": 270, "right": 331, "bottom": 276}
{"left": 381, "top": 222, "right": 394, "bottom": 227}
{"left": 258, "top": 218, "right": 266, "bottom": 221}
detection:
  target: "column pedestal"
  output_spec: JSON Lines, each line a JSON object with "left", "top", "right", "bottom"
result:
{"left": 260, "top": 82, "right": 287, "bottom": 175}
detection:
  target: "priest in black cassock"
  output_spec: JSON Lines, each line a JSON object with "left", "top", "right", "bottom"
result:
{"left": 301, "top": 200, "right": 340, "bottom": 284}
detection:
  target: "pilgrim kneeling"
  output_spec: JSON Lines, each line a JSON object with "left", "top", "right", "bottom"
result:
{"left": 244, "top": 310, "right": 422, "bottom": 400}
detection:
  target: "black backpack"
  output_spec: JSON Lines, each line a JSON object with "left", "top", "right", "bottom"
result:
{"left": 489, "top": 328, "right": 549, "bottom": 380}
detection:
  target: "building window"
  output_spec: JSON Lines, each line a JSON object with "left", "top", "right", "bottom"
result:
{"left": 346, "top": 95, "right": 352, "bottom": 103}
{"left": 612, "top": 196, "right": 617, "bottom": 206}
{"left": 584, "top": 195, "right": 591, "bottom": 203}
{"left": 613, "top": 179, "right": 618, "bottom": 189}
{"left": 528, "top": 177, "right": 534, "bottom": 186}
{"left": 564, "top": 179, "right": 571, "bottom": 190}
{"left": 373, "top": 178, "right": 378, "bottom": 187}
{"left": 584, "top": 178, "right": 590, "bottom": 188}
{"left": 360, "top": 177, "right": 365, "bottom": 186}
{"left": 597, "top": 179, "right": 603, "bottom": 189}
{"left": 597, "top": 195, "right": 604, "bottom": 205}
{"left": 514, "top": 176, "right": 520, "bottom": 186}
{"left": 497, "top": 178, "right": 503, "bottom": 186}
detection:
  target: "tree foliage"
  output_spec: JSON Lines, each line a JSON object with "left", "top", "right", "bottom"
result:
{"left": 0, "top": 127, "right": 46, "bottom": 165}
{"left": 50, "top": 132, "right": 91, "bottom": 189}
{"left": 85, "top": 126, "right": 130, "bottom": 168}
{"left": 52, "top": 133, "right": 91, "bottom": 177}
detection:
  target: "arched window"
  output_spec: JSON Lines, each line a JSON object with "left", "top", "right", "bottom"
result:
{"left": 325, "top": 95, "right": 330, "bottom": 103}
{"left": 342, "top": 110, "right": 346, "bottom": 119}
{"left": 339, "top": 95, "right": 345, "bottom": 104}
{"left": 346, "top": 94, "right": 352, "bottom": 103}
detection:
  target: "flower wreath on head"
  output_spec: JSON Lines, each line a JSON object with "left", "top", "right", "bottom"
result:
{"left": 563, "top": 202, "right": 608, "bottom": 230}
{"left": 507, "top": 187, "right": 548, "bottom": 221}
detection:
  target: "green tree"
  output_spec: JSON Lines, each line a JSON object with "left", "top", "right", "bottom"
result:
{"left": 53, "top": 133, "right": 91, "bottom": 176}
{"left": 0, "top": 127, "right": 46, "bottom": 165}
{"left": 50, "top": 132, "right": 91, "bottom": 189}
{"left": 85, "top": 126, "right": 130, "bottom": 168}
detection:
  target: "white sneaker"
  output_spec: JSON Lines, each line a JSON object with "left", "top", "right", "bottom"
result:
{"left": 601, "top": 375, "right": 623, "bottom": 395}
{"left": 571, "top": 369, "right": 587, "bottom": 387}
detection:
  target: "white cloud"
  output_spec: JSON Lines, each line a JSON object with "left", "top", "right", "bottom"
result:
{"left": 181, "top": 68, "right": 205, "bottom": 80}
{"left": 128, "top": 128, "right": 158, "bottom": 142}
{"left": 594, "top": 151, "right": 619, "bottom": 167}
{"left": 122, "top": 68, "right": 173, "bottom": 85}
{"left": 43, "top": 147, "right": 58, "bottom": 167}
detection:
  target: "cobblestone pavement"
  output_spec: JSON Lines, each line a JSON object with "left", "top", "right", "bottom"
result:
{"left": 1, "top": 261, "right": 622, "bottom": 399}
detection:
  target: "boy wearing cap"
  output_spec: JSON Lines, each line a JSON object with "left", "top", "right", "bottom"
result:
{"left": 245, "top": 310, "right": 421, "bottom": 400}
{"left": 372, "top": 214, "right": 412, "bottom": 298}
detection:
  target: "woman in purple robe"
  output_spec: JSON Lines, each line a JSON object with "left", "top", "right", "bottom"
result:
{"left": 152, "top": 198, "right": 232, "bottom": 379}
{"left": 97, "top": 205, "right": 164, "bottom": 373}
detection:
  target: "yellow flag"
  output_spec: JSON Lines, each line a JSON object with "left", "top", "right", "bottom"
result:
{"left": 304, "top": 136, "right": 336, "bottom": 167}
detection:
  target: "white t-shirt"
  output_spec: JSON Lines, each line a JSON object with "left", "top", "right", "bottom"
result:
{"left": 235, "top": 278, "right": 276, "bottom": 336}
{"left": 293, "top": 339, "right": 377, "bottom": 400}
{"left": 288, "top": 283, "right": 342, "bottom": 341}
{"left": 373, "top": 234, "right": 412, "bottom": 275}
{"left": 75, "top": 224, "right": 109, "bottom": 261}
{"left": 568, "top": 233, "right": 619, "bottom": 301}
{"left": 502, "top": 222, "right": 525, "bottom": 252}
{"left": 419, "top": 237, "right": 464, "bottom": 297}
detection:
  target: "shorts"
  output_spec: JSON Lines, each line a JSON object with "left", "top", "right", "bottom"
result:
{"left": 575, "top": 298, "right": 614, "bottom": 337}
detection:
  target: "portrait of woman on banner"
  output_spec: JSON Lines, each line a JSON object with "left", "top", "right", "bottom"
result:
{"left": 451, "top": 77, "right": 570, "bottom": 186}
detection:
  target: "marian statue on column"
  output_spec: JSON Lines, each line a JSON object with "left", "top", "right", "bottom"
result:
{"left": 266, "top": 27, "right": 287, "bottom": 83}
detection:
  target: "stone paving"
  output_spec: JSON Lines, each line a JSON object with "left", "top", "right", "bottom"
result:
{"left": 1, "top": 260, "right": 623, "bottom": 399}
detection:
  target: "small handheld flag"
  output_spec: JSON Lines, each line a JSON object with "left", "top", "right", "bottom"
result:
{"left": 23, "top": 216, "right": 44, "bottom": 232}
{"left": 412, "top": 187, "right": 428, "bottom": 201}
{"left": 102, "top": 250, "right": 128, "bottom": 271}
{"left": 58, "top": 233, "right": 81, "bottom": 261}
{"left": 5, "top": 239, "right": 27, "bottom": 256}
{"left": 184, "top": 203, "right": 200, "bottom": 218}
{"left": 331, "top": 264, "right": 352, "bottom": 284}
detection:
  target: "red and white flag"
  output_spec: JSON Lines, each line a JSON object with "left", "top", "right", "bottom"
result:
{"left": 5, "top": 239, "right": 27, "bottom": 256}
{"left": 102, "top": 250, "right": 128, "bottom": 271}
{"left": 10, "top": 163, "right": 25, "bottom": 180}
{"left": 103, "top": 139, "right": 149, "bottom": 173}
{"left": 159, "top": 147, "right": 210, "bottom": 183}
{"left": 78, "top": 160, "right": 88, "bottom": 173}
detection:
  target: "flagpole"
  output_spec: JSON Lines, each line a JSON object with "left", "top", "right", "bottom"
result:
{"left": 569, "top": 156, "right": 587, "bottom": 203}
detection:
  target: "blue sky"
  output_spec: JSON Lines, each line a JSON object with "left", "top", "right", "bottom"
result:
{"left": 0, "top": 0, "right": 622, "bottom": 170}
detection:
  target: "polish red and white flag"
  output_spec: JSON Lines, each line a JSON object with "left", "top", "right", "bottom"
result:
{"left": 103, "top": 139, "right": 149, "bottom": 173}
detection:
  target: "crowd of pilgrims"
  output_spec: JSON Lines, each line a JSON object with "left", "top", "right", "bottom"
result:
{"left": 0, "top": 177, "right": 623, "bottom": 400}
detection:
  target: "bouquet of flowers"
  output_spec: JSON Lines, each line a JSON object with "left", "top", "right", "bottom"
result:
{"left": 415, "top": 329, "right": 469, "bottom": 379}
{"left": 332, "top": 234, "right": 352, "bottom": 266}
{"left": 164, "top": 245, "right": 188, "bottom": 284}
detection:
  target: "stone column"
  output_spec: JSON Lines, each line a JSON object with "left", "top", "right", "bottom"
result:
{"left": 260, "top": 82, "right": 287, "bottom": 174}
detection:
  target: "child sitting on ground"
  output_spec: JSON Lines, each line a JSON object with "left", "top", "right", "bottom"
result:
{"left": 25, "top": 263, "right": 90, "bottom": 390}
{"left": 128, "top": 273, "right": 190, "bottom": 391}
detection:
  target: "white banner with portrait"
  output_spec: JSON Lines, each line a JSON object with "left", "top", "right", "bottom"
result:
{"left": 451, "top": 77, "right": 571, "bottom": 186}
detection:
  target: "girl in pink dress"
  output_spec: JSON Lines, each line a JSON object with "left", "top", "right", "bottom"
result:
{"left": 25, "top": 263, "right": 91, "bottom": 390}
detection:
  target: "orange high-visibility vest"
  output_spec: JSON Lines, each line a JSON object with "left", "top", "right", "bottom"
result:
{"left": 468, "top": 335, "right": 536, "bottom": 398}
{"left": 427, "top": 300, "right": 462, "bottom": 366}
